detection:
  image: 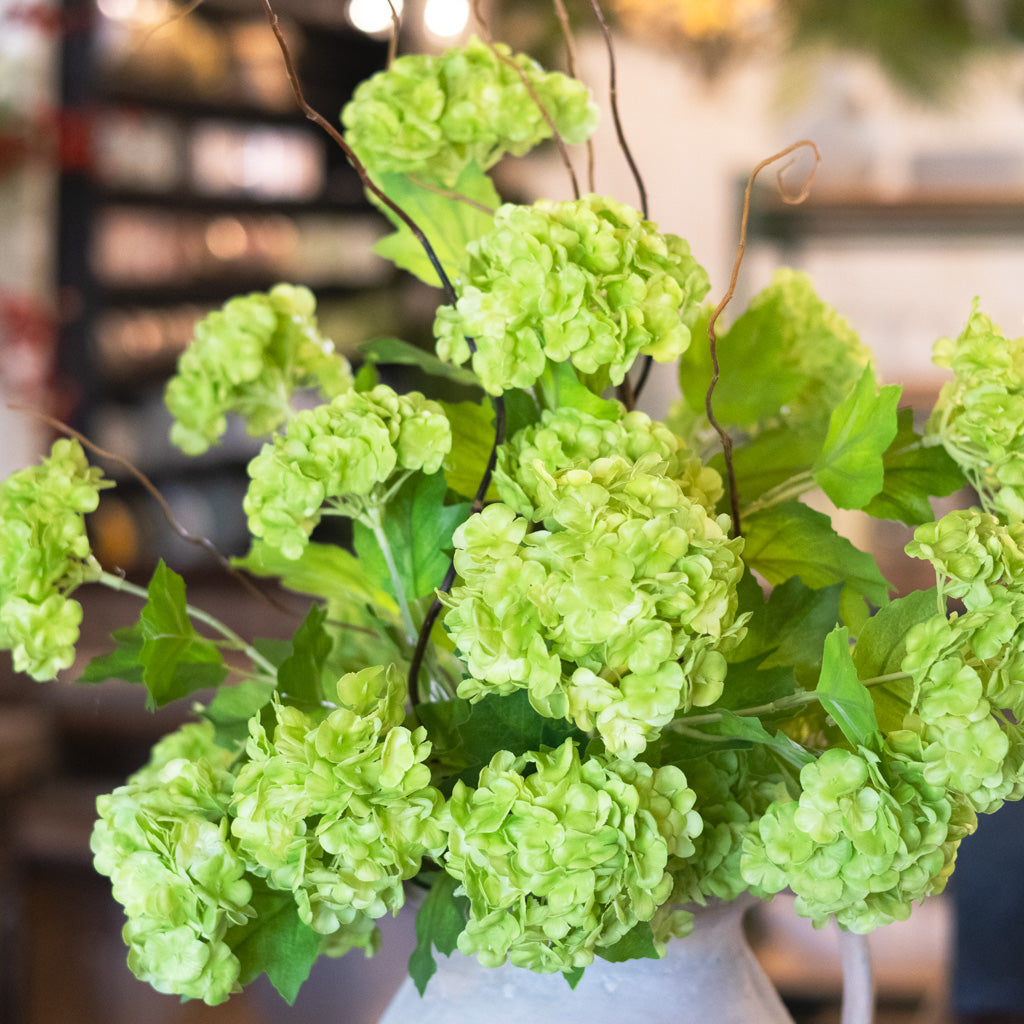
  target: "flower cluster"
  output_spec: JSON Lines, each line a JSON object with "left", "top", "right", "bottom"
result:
{"left": 341, "top": 36, "right": 598, "bottom": 187}
{"left": 165, "top": 284, "right": 353, "bottom": 456}
{"left": 231, "top": 666, "right": 447, "bottom": 954}
{"left": 928, "top": 302, "right": 1024, "bottom": 520}
{"left": 90, "top": 723, "right": 254, "bottom": 1006}
{"left": 442, "top": 739, "right": 702, "bottom": 972}
{"left": 0, "top": 439, "right": 110, "bottom": 680}
{"left": 434, "top": 196, "right": 711, "bottom": 394}
{"left": 444, "top": 409, "right": 746, "bottom": 756}
{"left": 243, "top": 384, "right": 451, "bottom": 559}
{"left": 741, "top": 746, "right": 973, "bottom": 932}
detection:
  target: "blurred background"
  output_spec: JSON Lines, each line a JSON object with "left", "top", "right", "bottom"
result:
{"left": 4, "top": 0, "right": 1024, "bottom": 1021}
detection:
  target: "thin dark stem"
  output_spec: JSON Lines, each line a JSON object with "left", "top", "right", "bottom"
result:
{"left": 552, "top": 0, "right": 596, "bottom": 193}
{"left": 588, "top": 0, "right": 647, "bottom": 217}
{"left": 705, "top": 139, "right": 821, "bottom": 538}
{"left": 260, "top": 0, "right": 459, "bottom": 307}
{"left": 10, "top": 403, "right": 292, "bottom": 612}
{"left": 632, "top": 354, "right": 654, "bottom": 403}
{"left": 471, "top": 0, "right": 580, "bottom": 199}
{"left": 408, "top": 396, "right": 506, "bottom": 706}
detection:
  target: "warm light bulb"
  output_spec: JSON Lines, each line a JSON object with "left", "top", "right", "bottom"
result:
{"left": 347, "top": 0, "right": 404, "bottom": 36}
{"left": 423, "top": 0, "right": 470, "bottom": 38}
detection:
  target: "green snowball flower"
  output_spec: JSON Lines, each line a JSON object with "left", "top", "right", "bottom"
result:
{"left": 231, "top": 666, "right": 446, "bottom": 949}
{"left": 90, "top": 722, "right": 253, "bottom": 1006}
{"left": 243, "top": 385, "right": 451, "bottom": 559}
{"left": 441, "top": 739, "right": 702, "bottom": 972}
{"left": 434, "top": 195, "right": 711, "bottom": 395}
{"left": 341, "top": 36, "right": 598, "bottom": 186}
{"left": 928, "top": 301, "right": 1024, "bottom": 520}
{"left": 443, "top": 422, "right": 745, "bottom": 756}
{"left": 165, "top": 284, "right": 353, "bottom": 456}
{"left": 0, "top": 439, "right": 110, "bottom": 679}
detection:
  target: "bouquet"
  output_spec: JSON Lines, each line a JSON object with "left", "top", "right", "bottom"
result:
{"left": 3, "top": 6, "right": 1023, "bottom": 1010}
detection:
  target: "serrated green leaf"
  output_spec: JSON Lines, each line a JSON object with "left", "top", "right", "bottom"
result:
{"left": 409, "top": 873, "right": 468, "bottom": 996}
{"left": 717, "top": 423, "right": 826, "bottom": 504}
{"left": 441, "top": 399, "right": 500, "bottom": 502}
{"left": 852, "top": 588, "right": 939, "bottom": 679}
{"left": 730, "top": 575, "right": 842, "bottom": 670}
{"left": 711, "top": 710, "right": 816, "bottom": 768}
{"left": 277, "top": 604, "right": 331, "bottom": 708}
{"left": 353, "top": 473, "right": 470, "bottom": 601}
{"left": 812, "top": 366, "right": 901, "bottom": 510}
{"left": 371, "top": 163, "right": 499, "bottom": 287}
{"left": 78, "top": 623, "right": 145, "bottom": 685}
{"left": 538, "top": 361, "right": 622, "bottom": 421}
{"left": 595, "top": 921, "right": 660, "bottom": 963}
{"left": 742, "top": 501, "right": 891, "bottom": 606}
{"left": 360, "top": 336, "right": 482, "bottom": 388}
{"left": 202, "top": 678, "right": 276, "bottom": 749}
{"left": 816, "top": 626, "right": 881, "bottom": 751}
{"left": 863, "top": 408, "right": 966, "bottom": 525}
{"left": 229, "top": 884, "right": 321, "bottom": 1005}
{"left": 138, "top": 561, "right": 227, "bottom": 709}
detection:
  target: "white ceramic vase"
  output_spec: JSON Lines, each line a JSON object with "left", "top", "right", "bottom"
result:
{"left": 377, "top": 896, "right": 824, "bottom": 1024}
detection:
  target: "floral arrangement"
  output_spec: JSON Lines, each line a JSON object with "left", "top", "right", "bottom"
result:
{"left": 4, "top": 11, "right": 1024, "bottom": 1012}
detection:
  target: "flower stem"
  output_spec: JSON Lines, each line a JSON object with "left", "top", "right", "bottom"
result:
{"left": 97, "top": 571, "right": 280, "bottom": 678}
{"left": 740, "top": 470, "right": 817, "bottom": 518}
{"left": 361, "top": 507, "right": 418, "bottom": 647}
{"left": 674, "top": 689, "right": 820, "bottom": 728}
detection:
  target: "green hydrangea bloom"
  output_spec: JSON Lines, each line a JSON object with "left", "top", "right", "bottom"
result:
{"left": 496, "top": 407, "right": 723, "bottom": 519}
{"left": 740, "top": 746, "right": 974, "bottom": 932}
{"left": 443, "top": 421, "right": 745, "bottom": 756}
{"left": 434, "top": 196, "right": 711, "bottom": 395}
{"left": 165, "top": 284, "right": 353, "bottom": 456}
{"left": 0, "top": 439, "right": 110, "bottom": 679}
{"left": 441, "top": 739, "right": 702, "bottom": 972}
{"left": 90, "top": 723, "right": 254, "bottom": 1006}
{"left": 341, "top": 36, "right": 598, "bottom": 186}
{"left": 906, "top": 509, "right": 1024, "bottom": 610}
{"left": 231, "top": 666, "right": 446, "bottom": 949}
{"left": 928, "top": 302, "right": 1024, "bottom": 521}
{"left": 243, "top": 385, "right": 451, "bottom": 559}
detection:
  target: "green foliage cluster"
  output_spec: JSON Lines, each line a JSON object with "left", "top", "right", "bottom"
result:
{"left": 4, "top": 31, "right": 1024, "bottom": 1011}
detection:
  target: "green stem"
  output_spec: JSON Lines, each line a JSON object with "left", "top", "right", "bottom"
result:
{"left": 740, "top": 470, "right": 816, "bottom": 519}
{"left": 674, "top": 689, "right": 819, "bottom": 728}
{"left": 361, "top": 506, "right": 418, "bottom": 647}
{"left": 97, "top": 571, "right": 280, "bottom": 678}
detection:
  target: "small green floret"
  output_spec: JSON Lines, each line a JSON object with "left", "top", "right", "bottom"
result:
{"left": 442, "top": 739, "right": 702, "bottom": 972}
{"left": 434, "top": 196, "right": 710, "bottom": 395}
{"left": 165, "top": 284, "right": 353, "bottom": 456}
{"left": 0, "top": 438, "right": 110, "bottom": 679}
{"left": 341, "top": 37, "right": 598, "bottom": 187}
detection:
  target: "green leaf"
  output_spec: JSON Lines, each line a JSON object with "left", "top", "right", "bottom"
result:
{"left": 233, "top": 539, "right": 395, "bottom": 614}
{"left": 730, "top": 574, "right": 843, "bottom": 670}
{"left": 863, "top": 408, "right": 966, "bottom": 525}
{"left": 409, "top": 873, "right": 468, "bottom": 996}
{"left": 812, "top": 366, "right": 901, "bottom": 510}
{"left": 852, "top": 588, "right": 939, "bottom": 679}
{"left": 718, "top": 423, "right": 826, "bottom": 504}
{"left": 416, "top": 689, "right": 586, "bottom": 785}
{"left": 371, "top": 163, "right": 499, "bottom": 287}
{"left": 596, "top": 921, "right": 660, "bottom": 963}
{"left": 137, "top": 561, "right": 228, "bottom": 709}
{"left": 538, "top": 361, "right": 622, "bottom": 421}
{"left": 712, "top": 710, "right": 816, "bottom": 769}
{"left": 360, "top": 336, "right": 481, "bottom": 388}
{"left": 78, "top": 623, "right": 145, "bottom": 685}
{"left": 441, "top": 399, "right": 500, "bottom": 502}
{"left": 816, "top": 626, "right": 881, "bottom": 751}
{"left": 562, "top": 966, "right": 585, "bottom": 989}
{"left": 201, "top": 678, "right": 276, "bottom": 749}
{"left": 277, "top": 604, "right": 332, "bottom": 708}
{"left": 742, "top": 501, "right": 891, "bottom": 606}
{"left": 229, "top": 883, "right": 321, "bottom": 1005}
{"left": 353, "top": 473, "right": 470, "bottom": 602}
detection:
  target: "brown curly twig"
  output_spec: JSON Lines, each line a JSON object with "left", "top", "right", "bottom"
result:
{"left": 470, "top": 0, "right": 581, "bottom": 200}
{"left": 552, "top": 0, "right": 596, "bottom": 193}
{"left": 706, "top": 138, "right": 822, "bottom": 538}
{"left": 6, "top": 402, "right": 296, "bottom": 613}
{"left": 259, "top": 0, "right": 460, "bottom": 307}
{"left": 384, "top": 0, "right": 400, "bottom": 68}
